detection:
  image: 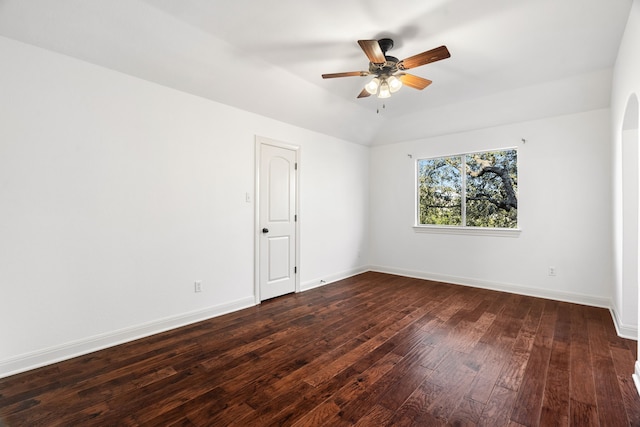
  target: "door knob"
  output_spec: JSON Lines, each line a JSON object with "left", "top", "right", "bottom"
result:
{"left": 262, "top": 228, "right": 269, "bottom": 233}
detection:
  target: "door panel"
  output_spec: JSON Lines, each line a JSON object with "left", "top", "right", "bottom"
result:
{"left": 269, "top": 157, "right": 291, "bottom": 221}
{"left": 268, "top": 236, "right": 290, "bottom": 281}
{"left": 259, "top": 142, "right": 297, "bottom": 301}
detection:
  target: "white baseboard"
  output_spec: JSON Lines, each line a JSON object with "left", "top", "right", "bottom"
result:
{"left": 609, "top": 306, "right": 638, "bottom": 340}
{"left": 300, "top": 265, "right": 371, "bottom": 292}
{"left": 0, "top": 296, "right": 256, "bottom": 380}
{"left": 634, "top": 361, "right": 640, "bottom": 398}
{"left": 369, "top": 265, "right": 611, "bottom": 308}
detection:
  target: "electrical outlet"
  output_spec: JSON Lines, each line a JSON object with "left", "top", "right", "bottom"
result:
{"left": 194, "top": 281, "right": 202, "bottom": 292}
{"left": 548, "top": 267, "right": 556, "bottom": 276}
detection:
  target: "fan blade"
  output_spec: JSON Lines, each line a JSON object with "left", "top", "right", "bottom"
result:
{"left": 322, "top": 71, "right": 369, "bottom": 79}
{"left": 358, "top": 40, "right": 386, "bottom": 64}
{"left": 399, "top": 73, "right": 433, "bottom": 90}
{"left": 357, "top": 88, "right": 371, "bottom": 98}
{"left": 398, "top": 45, "right": 450, "bottom": 70}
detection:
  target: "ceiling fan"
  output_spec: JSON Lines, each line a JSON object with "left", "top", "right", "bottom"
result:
{"left": 322, "top": 38, "right": 450, "bottom": 99}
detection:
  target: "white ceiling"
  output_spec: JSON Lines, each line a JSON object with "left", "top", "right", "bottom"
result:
{"left": 0, "top": 0, "right": 633, "bottom": 145}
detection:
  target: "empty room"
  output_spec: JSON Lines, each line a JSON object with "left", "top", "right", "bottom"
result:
{"left": 2, "top": 0, "right": 640, "bottom": 425}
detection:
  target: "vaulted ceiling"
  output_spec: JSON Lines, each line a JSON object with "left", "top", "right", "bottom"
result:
{"left": 0, "top": 0, "right": 632, "bottom": 145}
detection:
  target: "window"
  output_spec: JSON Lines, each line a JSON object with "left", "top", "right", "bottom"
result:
{"left": 417, "top": 149, "right": 518, "bottom": 229}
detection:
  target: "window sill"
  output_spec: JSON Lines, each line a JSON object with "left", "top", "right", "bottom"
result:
{"left": 413, "top": 225, "right": 521, "bottom": 237}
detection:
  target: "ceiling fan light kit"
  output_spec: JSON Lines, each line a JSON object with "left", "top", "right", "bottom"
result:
{"left": 322, "top": 37, "right": 450, "bottom": 99}
{"left": 365, "top": 74, "right": 402, "bottom": 98}
{"left": 388, "top": 75, "right": 402, "bottom": 93}
{"left": 378, "top": 80, "right": 391, "bottom": 98}
{"left": 364, "top": 77, "right": 380, "bottom": 94}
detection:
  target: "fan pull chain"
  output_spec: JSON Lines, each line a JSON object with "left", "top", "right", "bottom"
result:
{"left": 376, "top": 103, "right": 386, "bottom": 114}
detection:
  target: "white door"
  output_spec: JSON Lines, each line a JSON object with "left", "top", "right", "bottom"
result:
{"left": 258, "top": 141, "right": 298, "bottom": 301}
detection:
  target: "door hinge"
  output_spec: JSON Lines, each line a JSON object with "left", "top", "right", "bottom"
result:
{"left": 295, "top": 214, "right": 297, "bottom": 222}
{"left": 295, "top": 163, "right": 298, "bottom": 170}
{"left": 294, "top": 266, "right": 297, "bottom": 274}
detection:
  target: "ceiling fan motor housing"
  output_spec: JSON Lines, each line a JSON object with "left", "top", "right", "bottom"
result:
{"left": 378, "top": 38, "right": 394, "bottom": 54}
{"left": 370, "top": 38, "right": 399, "bottom": 76}
{"left": 370, "top": 55, "right": 399, "bottom": 76}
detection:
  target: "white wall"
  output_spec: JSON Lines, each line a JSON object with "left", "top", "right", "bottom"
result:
{"left": 0, "top": 36, "right": 369, "bottom": 378}
{"left": 611, "top": 0, "right": 640, "bottom": 391}
{"left": 370, "top": 109, "right": 613, "bottom": 309}
{"left": 620, "top": 122, "right": 639, "bottom": 334}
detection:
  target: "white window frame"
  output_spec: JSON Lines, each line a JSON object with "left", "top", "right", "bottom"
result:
{"left": 413, "top": 148, "right": 521, "bottom": 237}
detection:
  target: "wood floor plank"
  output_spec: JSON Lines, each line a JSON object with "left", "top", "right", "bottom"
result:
{"left": 479, "top": 385, "right": 519, "bottom": 426}
{"left": 448, "top": 397, "right": 485, "bottom": 426}
{"left": 497, "top": 298, "right": 544, "bottom": 391}
{"left": 0, "top": 272, "right": 637, "bottom": 426}
{"left": 538, "top": 302, "right": 571, "bottom": 425}
{"left": 609, "top": 331, "right": 640, "bottom": 425}
{"left": 386, "top": 380, "right": 444, "bottom": 426}
{"left": 465, "top": 373, "right": 497, "bottom": 405}
{"left": 509, "top": 300, "right": 558, "bottom": 425}
{"left": 291, "top": 352, "right": 401, "bottom": 426}
{"left": 375, "top": 342, "right": 436, "bottom": 411}
{"left": 588, "top": 311, "right": 632, "bottom": 427}
{"left": 569, "top": 399, "right": 599, "bottom": 427}
{"left": 568, "top": 303, "right": 599, "bottom": 426}
{"left": 352, "top": 404, "right": 395, "bottom": 426}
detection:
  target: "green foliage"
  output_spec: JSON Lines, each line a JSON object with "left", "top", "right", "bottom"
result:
{"left": 417, "top": 149, "right": 518, "bottom": 228}
{"left": 418, "top": 156, "right": 462, "bottom": 226}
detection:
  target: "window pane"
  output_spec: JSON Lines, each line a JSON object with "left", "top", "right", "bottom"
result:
{"left": 465, "top": 150, "right": 518, "bottom": 228}
{"left": 417, "top": 156, "right": 462, "bottom": 225}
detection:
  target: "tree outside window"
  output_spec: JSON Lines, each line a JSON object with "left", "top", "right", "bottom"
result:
{"left": 417, "top": 149, "right": 517, "bottom": 228}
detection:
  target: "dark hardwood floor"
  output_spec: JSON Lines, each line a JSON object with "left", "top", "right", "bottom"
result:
{"left": 1, "top": 272, "right": 639, "bottom": 426}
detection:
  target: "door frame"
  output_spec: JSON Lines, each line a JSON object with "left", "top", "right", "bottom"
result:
{"left": 254, "top": 136, "right": 300, "bottom": 304}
